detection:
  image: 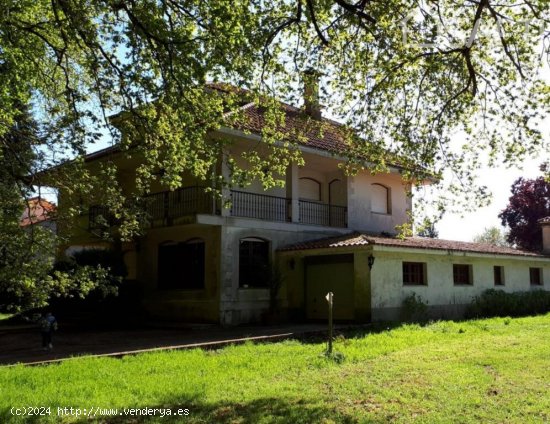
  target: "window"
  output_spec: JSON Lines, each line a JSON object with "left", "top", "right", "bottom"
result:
{"left": 402, "top": 262, "right": 427, "bottom": 285}
{"left": 299, "top": 177, "right": 321, "bottom": 201}
{"left": 493, "top": 266, "right": 504, "bottom": 286}
{"left": 158, "top": 238, "right": 205, "bottom": 290}
{"left": 530, "top": 267, "right": 542, "bottom": 285}
{"left": 453, "top": 264, "right": 473, "bottom": 285}
{"left": 371, "top": 183, "right": 390, "bottom": 214}
{"left": 239, "top": 238, "right": 270, "bottom": 288}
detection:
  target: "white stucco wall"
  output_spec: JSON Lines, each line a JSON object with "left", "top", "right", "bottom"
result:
{"left": 347, "top": 171, "right": 410, "bottom": 234}
{"left": 370, "top": 246, "right": 550, "bottom": 320}
{"left": 542, "top": 225, "right": 550, "bottom": 254}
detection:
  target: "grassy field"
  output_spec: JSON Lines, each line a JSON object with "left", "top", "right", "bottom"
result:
{"left": 1, "top": 315, "right": 549, "bottom": 423}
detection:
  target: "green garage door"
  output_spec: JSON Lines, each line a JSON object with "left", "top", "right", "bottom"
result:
{"left": 305, "top": 254, "right": 354, "bottom": 321}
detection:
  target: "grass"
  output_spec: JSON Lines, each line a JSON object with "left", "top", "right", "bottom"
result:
{"left": 1, "top": 315, "right": 550, "bottom": 423}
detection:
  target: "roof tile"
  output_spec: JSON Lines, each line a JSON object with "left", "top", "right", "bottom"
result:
{"left": 278, "top": 232, "right": 548, "bottom": 258}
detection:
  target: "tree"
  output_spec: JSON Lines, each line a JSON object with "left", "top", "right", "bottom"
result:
{"left": 0, "top": 107, "right": 118, "bottom": 312}
{"left": 473, "top": 226, "right": 510, "bottom": 247}
{"left": 499, "top": 177, "right": 550, "bottom": 251}
{"left": 0, "top": 1, "right": 548, "bottom": 207}
{"left": 0, "top": 106, "right": 57, "bottom": 311}
{"left": 416, "top": 219, "right": 439, "bottom": 238}
{"left": 0, "top": 1, "right": 548, "bottom": 307}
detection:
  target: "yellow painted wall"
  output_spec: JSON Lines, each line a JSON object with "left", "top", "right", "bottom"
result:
{"left": 137, "top": 224, "right": 222, "bottom": 322}
{"left": 278, "top": 248, "right": 372, "bottom": 322}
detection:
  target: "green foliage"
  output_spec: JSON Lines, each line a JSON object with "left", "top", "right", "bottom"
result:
{"left": 473, "top": 226, "right": 510, "bottom": 247}
{"left": 0, "top": 106, "right": 57, "bottom": 312}
{"left": 1, "top": 0, "right": 549, "bottom": 307}
{"left": 0, "top": 0, "right": 547, "bottom": 240}
{"left": 467, "top": 289, "right": 550, "bottom": 318}
{"left": 416, "top": 218, "right": 439, "bottom": 238}
{"left": 1, "top": 315, "right": 550, "bottom": 423}
{"left": 401, "top": 292, "right": 429, "bottom": 323}
{"left": 69, "top": 248, "right": 127, "bottom": 279}
{"left": 322, "top": 349, "right": 346, "bottom": 364}
{"left": 48, "top": 249, "right": 140, "bottom": 324}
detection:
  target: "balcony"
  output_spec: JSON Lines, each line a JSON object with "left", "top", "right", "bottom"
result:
{"left": 89, "top": 186, "right": 347, "bottom": 230}
{"left": 146, "top": 186, "right": 215, "bottom": 227}
{"left": 299, "top": 200, "right": 347, "bottom": 228}
{"left": 230, "top": 190, "right": 290, "bottom": 222}
{"left": 88, "top": 205, "right": 118, "bottom": 231}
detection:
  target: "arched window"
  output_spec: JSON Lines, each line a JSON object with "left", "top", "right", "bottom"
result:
{"left": 158, "top": 238, "right": 205, "bottom": 290}
{"left": 371, "top": 183, "right": 391, "bottom": 214}
{"left": 328, "top": 179, "right": 345, "bottom": 206}
{"left": 239, "top": 237, "right": 270, "bottom": 288}
{"left": 299, "top": 177, "right": 321, "bottom": 201}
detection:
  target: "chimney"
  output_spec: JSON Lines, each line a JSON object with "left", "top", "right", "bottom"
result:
{"left": 303, "top": 70, "right": 322, "bottom": 120}
{"left": 540, "top": 217, "right": 550, "bottom": 254}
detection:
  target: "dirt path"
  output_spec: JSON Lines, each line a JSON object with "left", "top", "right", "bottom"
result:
{"left": 0, "top": 324, "right": 334, "bottom": 366}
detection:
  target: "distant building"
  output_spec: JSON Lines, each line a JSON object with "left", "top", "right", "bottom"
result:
{"left": 20, "top": 197, "right": 57, "bottom": 232}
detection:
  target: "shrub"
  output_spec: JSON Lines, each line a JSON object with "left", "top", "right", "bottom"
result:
{"left": 401, "top": 293, "right": 429, "bottom": 323}
{"left": 49, "top": 249, "right": 146, "bottom": 326}
{"left": 71, "top": 248, "right": 127, "bottom": 278}
{"left": 466, "top": 289, "right": 550, "bottom": 319}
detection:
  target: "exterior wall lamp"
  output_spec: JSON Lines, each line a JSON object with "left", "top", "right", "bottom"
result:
{"left": 368, "top": 254, "right": 375, "bottom": 270}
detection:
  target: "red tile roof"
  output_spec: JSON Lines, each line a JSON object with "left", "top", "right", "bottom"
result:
{"left": 20, "top": 197, "right": 57, "bottom": 227}
{"left": 81, "top": 83, "right": 407, "bottom": 170}
{"left": 230, "top": 102, "right": 351, "bottom": 154}
{"left": 209, "top": 83, "right": 402, "bottom": 164}
{"left": 278, "top": 232, "right": 548, "bottom": 258}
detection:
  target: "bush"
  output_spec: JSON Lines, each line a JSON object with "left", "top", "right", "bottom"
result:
{"left": 401, "top": 293, "right": 429, "bottom": 323}
{"left": 58, "top": 248, "right": 127, "bottom": 278}
{"left": 466, "top": 289, "right": 550, "bottom": 319}
{"left": 49, "top": 249, "right": 146, "bottom": 326}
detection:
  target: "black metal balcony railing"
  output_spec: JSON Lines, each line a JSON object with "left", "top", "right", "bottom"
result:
{"left": 88, "top": 205, "right": 118, "bottom": 231}
{"left": 88, "top": 187, "right": 347, "bottom": 230}
{"left": 146, "top": 186, "right": 214, "bottom": 222}
{"left": 230, "top": 190, "right": 290, "bottom": 222}
{"left": 299, "top": 200, "right": 347, "bottom": 228}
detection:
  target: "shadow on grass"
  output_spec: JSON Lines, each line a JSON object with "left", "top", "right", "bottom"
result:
{"left": 0, "top": 396, "right": 381, "bottom": 423}
{"left": 87, "top": 395, "right": 377, "bottom": 424}
{"left": 293, "top": 321, "right": 407, "bottom": 346}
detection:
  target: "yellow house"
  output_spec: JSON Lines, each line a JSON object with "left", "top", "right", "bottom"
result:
{"left": 56, "top": 83, "right": 550, "bottom": 325}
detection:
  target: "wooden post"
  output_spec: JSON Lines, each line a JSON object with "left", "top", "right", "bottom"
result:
{"left": 326, "top": 292, "right": 333, "bottom": 354}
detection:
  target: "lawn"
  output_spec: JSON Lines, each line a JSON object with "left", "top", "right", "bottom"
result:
{"left": 1, "top": 315, "right": 549, "bottom": 423}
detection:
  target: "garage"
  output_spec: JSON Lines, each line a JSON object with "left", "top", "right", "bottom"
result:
{"left": 305, "top": 254, "right": 355, "bottom": 320}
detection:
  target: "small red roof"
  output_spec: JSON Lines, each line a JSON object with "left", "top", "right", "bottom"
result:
{"left": 278, "top": 232, "right": 548, "bottom": 258}
{"left": 20, "top": 197, "right": 57, "bottom": 227}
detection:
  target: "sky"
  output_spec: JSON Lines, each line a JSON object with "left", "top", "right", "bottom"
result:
{"left": 436, "top": 62, "right": 550, "bottom": 241}
{"left": 436, "top": 157, "right": 546, "bottom": 241}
